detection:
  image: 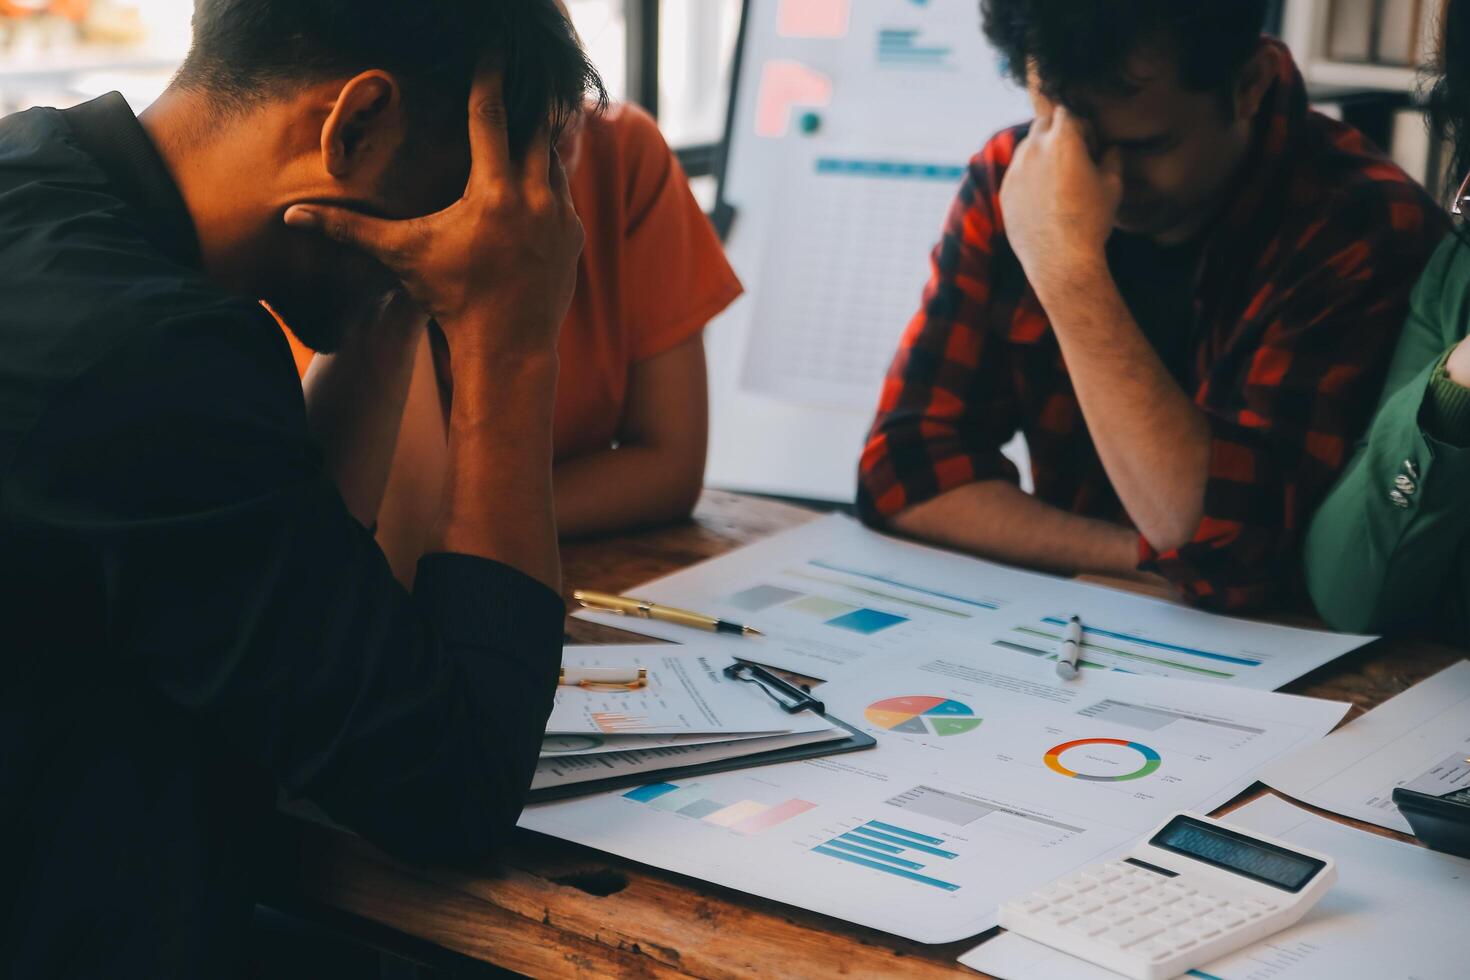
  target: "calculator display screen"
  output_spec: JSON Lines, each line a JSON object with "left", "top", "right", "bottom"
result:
{"left": 1150, "top": 817, "right": 1325, "bottom": 892}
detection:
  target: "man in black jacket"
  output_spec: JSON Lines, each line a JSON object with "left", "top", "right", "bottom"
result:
{"left": 0, "top": 2, "right": 601, "bottom": 974}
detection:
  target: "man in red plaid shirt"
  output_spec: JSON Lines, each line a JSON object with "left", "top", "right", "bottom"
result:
{"left": 858, "top": 0, "right": 1447, "bottom": 611}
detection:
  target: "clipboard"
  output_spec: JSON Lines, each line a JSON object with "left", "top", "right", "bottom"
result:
{"left": 526, "top": 663, "right": 875, "bottom": 803}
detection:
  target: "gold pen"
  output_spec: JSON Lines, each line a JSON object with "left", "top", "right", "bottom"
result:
{"left": 573, "top": 590, "right": 764, "bottom": 637}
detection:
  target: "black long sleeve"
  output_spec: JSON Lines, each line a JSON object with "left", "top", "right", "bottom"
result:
{"left": 0, "top": 97, "right": 564, "bottom": 978}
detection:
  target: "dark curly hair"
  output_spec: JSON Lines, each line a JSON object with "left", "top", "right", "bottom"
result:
{"left": 1428, "top": 0, "right": 1470, "bottom": 202}
{"left": 981, "top": 0, "right": 1269, "bottom": 115}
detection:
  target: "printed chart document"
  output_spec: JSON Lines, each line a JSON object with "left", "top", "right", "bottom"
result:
{"left": 1261, "top": 659, "right": 1470, "bottom": 833}
{"left": 573, "top": 515, "right": 1375, "bottom": 688}
{"left": 573, "top": 515, "right": 1055, "bottom": 678}
{"left": 961, "top": 795, "right": 1469, "bottom": 980}
{"left": 548, "top": 646, "right": 831, "bottom": 736}
{"left": 520, "top": 657, "right": 1347, "bottom": 943}
{"left": 705, "top": 0, "right": 1033, "bottom": 502}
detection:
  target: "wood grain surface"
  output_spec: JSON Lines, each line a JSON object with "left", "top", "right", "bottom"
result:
{"left": 286, "top": 491, "right": 1463, "bottom": 978}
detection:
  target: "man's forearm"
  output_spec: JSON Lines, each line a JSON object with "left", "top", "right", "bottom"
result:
{"left": 1037, "top": 266, "right": 1211, "bottom": 552}
{"left": 430, "top": 351, "right": 561, "bottom": 592}
{"left": 890, "top": 480, "right": 1144, "bottom": 578}
{"left": 302, "top": 317, "right": 424, "bottom": 526}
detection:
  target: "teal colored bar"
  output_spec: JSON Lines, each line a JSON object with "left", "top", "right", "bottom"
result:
{"left": 851, "top": 827, "right": 957, "bottom": 858}
{"left": 866, "top": 820, "right": 946, "bottom": 845}
{"left": 812, "top": 847, "right": 961, "bottom": 891}
{"left": 623, "top": 783, "right": 679, "bottom": 803}
{"left": 822, "top": 839, "right": 925, "bottom": 870}
{"left": 839, "top": 832, "right": 902, "bottom": 854}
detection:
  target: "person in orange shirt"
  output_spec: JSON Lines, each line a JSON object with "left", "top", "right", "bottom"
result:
{"left": 286, "top": 97, "right": 741, "bottom": 580}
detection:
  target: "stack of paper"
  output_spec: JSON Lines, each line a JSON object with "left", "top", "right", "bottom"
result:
{"left": 1259, "top": 659, "right": 1470, "bottom": 833}
{"left": 535, "top": 646, "right": 847, "bottom": 795}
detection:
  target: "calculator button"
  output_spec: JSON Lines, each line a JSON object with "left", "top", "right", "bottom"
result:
{"left": 1165, "top": 931, "right": 1198, "bottom": 950}
{"left": 1210, "top": 908, "right": 1246, "bottom": 929}
{"left": 1011, "top": 896, "right": 1049, "bottom": 914}
{"left": 1157, "top": 882, "right": 1192, "bottom": 901}
{"left": 1039, "top": 907, "right": 1079, "bottom": 927}
{"left": 1069, "top": 916, "right": 1111, "bottom": 937}
{"left": 1069, "top": 897, "right": 1104, "bottom": 916}
{"left": 1096, "top": 887, "right": 1130, "bottom": 905}
{"left": 1115, "top": 897, "right": 1151, "bottom": 915}
{"left": 1134, "top": 940, "right": 1174, "bottom": 962}
{"left": 1178, "top": 897, "right": 1216, "bottom": 916}
{"left": 1179, "top": 919, "right": 1220, "bottom": 940}
{"left": 1081, "top": 866, "right": 1120, "bottom": 884}
{"left": 1120, "top": 877, "right": 1153, "bottom": 894}
{"left": 1097, "top": 921, "right": 1164, "bottom": 949}
{"left": 1099, "top": 908, "right": 1135, "bottom": 926}
{"left": 1148, "top": 906, "right": 1191, "bottom": 928}
{"left": 1241, "top": 898, "right": 1277, "bottom": 916}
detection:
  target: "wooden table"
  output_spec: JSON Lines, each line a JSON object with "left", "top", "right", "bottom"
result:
{"left": 288, "top": 491, "right": 1464, "bottom": 978}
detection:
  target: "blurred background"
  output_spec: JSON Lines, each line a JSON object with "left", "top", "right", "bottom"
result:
{"left": 1, "top": 0, "right": 1448, "bottom": 504}
{"left": 0, "top": 0, "right": 741, "bottom": 207}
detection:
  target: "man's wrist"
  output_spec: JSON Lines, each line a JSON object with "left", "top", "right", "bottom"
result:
{"left": 449, "top": 348, "right": 559, "bottom": 427}
{"left": 1031, "top": 252, "right": 1114, "bottom": 316}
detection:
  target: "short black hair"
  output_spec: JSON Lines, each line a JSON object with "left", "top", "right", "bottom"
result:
{"left": 175, "top": 0, "right": 604, "bottom": 156}
{"left": 981, "top": 0, "right": 1269, "bottom": 110}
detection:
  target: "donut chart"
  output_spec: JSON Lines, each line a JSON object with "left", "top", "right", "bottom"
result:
{"left": 865, "top": 696, "right": 983, "bottom": 737}
{"left": 1044, "top": 738, "right": 1161, "bottom": 782}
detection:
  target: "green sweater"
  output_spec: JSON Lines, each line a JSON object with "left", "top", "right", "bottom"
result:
{"left": 1304, "top": 233, "right": 1470, "bottom": 636}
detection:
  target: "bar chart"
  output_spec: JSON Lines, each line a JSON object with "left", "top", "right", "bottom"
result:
{"left": 874, "top": 27, "right": 954, "bottom": 70}
{"left": 811, "top": 818, "right": 963, "bottom": 891}
{"left": 995, "top": 615, "right": 1264, "bottom": 681}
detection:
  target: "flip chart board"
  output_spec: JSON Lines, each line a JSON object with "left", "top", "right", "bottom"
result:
{"left": 705, "top": 0, "right": 1032, "bottom": 501}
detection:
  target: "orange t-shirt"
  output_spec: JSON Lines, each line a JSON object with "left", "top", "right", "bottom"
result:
{"left": 285, "top": 102, "right": 742, "bottom": 462}
{"left": 551, "top": 102, "right": 742, "bottom": 459}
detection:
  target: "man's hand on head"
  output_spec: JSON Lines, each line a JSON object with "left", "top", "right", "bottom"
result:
{"left": 999, "top": 98, "right": 1122, "bottom": 307}
{"left": 282, "top": 67, "right": 583, "bottom": 366}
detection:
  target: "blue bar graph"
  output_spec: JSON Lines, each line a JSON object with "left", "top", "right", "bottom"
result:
{"left": 866, "top": 820, "right": 946, "bottom": 844}
{"left": 847, "top": 827, "right": 958, "bottom": 858}
{"left": 813, "top": 847, "right": 961, "bottom": 890}
{"left": 806, "top": 559, "right": 1000, "bottom": 609}
{"left": 812, "top": 820, "right": 962, "bottom": 891}
{"left": 838, "top": 832, "right": 903, "bottom": 854}
{"left": 1039, "top": 617, "right": 1263, "bottom": 667}
{"left": 821, "top": 840, "right": 926, "bottom": 870}
{"left": 813, "top": 159, "right": 967, "bottom": 183}
{"left": 876, "top": 27, "right": 954, "bottom": 69}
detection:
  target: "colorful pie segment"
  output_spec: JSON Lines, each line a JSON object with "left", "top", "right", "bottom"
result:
{"left": 864, "top": 696, "right": 983, "bottom": 736}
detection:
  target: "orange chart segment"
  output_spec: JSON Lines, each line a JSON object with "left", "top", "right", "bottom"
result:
{"left": 865, "top": 696, "right": 982, "bottom": 737}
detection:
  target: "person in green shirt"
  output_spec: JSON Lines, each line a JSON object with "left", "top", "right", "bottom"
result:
{"left": 1304, "top": 0, "right": 1470, "bottom": 637}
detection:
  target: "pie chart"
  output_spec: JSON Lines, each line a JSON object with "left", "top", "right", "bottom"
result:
{"left": 865, "top": 696, "right": 982, "bottom": 737}
{"left": 1044, "top": 738, "right": 1161, "bottom": 782}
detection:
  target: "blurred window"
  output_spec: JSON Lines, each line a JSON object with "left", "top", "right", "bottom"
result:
{"left": 0, "top": 1, "right": 739, "bottom": 179}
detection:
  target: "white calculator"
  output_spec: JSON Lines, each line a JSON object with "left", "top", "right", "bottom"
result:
{"left": 998, "top": 812, "right": 1336, "bottom": 980}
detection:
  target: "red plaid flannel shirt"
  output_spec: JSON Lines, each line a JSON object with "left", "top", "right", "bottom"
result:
{"left": 857, "top": 43, "right": 1448, "bottom": 610}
